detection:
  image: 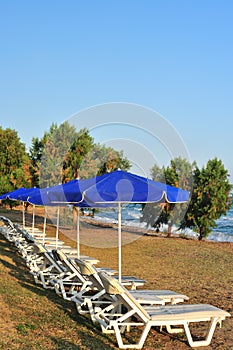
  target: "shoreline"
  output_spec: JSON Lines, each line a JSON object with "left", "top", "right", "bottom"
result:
{"left": 0, "top": 206, "right": 232, "bottom": 244}
{"left": 80, "top": 216, "right": 233, "bottom": 244}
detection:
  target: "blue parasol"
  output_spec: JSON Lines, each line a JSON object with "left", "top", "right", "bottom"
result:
{"left": 47, "top": 170, "right": 190, "bottom": 281}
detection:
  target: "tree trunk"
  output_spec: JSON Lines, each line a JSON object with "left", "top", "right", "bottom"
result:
{"left": 198, "top": 228, "right": 203, "bottom": 241}
{"left": 25, "top": 202, "right": 30, "bottom": 212}
{"left": 167, "top": 224, "right": 172, "bottom": 238}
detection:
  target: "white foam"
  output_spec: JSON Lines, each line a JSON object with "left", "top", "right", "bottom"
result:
{"left": 90, "top": 205, "right": 233, "bottom": 243}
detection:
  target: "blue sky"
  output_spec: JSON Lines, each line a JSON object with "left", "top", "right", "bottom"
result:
{"left": 0, "top": 1, "right": 232, "bottom": 180}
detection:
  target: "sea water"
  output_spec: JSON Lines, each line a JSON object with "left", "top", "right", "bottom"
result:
{"left": 208, "top": 206, "right": 233, "bottom": 242}
{"left": 92, "top": 204, "right": 233, "bottom": 243}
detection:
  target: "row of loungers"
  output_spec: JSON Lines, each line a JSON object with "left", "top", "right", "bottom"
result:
{"left": 0, "top": 216, "right": 230, "bottom": 349}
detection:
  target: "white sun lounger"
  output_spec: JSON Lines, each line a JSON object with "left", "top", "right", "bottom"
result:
{"left": 28, "top": 244, "right": 67, "bottom": 288}
{"left": 72, "top": 259, "right": 189, "bottom": 322}
{"left": 50, "top": 249, "right": 93, "bottom": 300}
{"left": 95, "top": 271, "right": 230, "bottom": 349}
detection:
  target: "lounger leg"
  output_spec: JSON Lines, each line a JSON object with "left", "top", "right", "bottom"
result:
{"left": 165, "top": 324, "right": 184, "bottom": 334}
{"left": 183, "top": 317, "right": 219, "bottom": 347}
{"left": 113, "top": 323, "right": 151, "bottom": 349}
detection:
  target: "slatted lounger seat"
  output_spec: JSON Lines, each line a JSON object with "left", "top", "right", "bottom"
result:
{"left": 95, "top": 271, "right": 230, "bottom": 349}
{"left": 72, "top": 259, "right": 189, "bottom": 322}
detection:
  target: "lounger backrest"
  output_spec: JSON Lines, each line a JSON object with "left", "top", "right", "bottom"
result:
{"left": 52, "top": 249, "right": 88, "bottom": 280}
{"left": 98, "top": 271, "right": 150, "bottom": 321}
{"left": 53, "top": 249, "right": 76, "bottom": 271}
{"left": 99, "top": 271, "right": 125, "bottom": 294}
{"left": 24, "top": 233, "right": 35, "bottom": 244}
{"left": 75, "top": 259, "right": 107, "bottom": 292}
{"left": 1, "top": 217, "right": 15, "bottom": 230}
{"left": 53, "top": 249, "right": 66, "bottom": 262}
{"left": 34, "top": 243, "right": 47, "bottom": 254}
{"left": 75, "top": 258, "right": 96, "bottom": 276}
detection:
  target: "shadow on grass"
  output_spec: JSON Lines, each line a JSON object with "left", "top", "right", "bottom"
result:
{"left": 0, "top": 236, "right": 116, "bottom": 350}
{"left": 49, "top": 335, "right": 115, "bottom": 350}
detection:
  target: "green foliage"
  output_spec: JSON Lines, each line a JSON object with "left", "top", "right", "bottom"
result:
{"left": 39, "top": 122, "right": 81, "bottom": 187}
{"left": 150, "top": 163, "right": 166, "bottom": 182}
{"left": 0, "top": 175, "right": 13, "bottom": 195}
{"left": 96, "top": 146, "right": 131, "bottom": 176}
{"left": 142, "top": 157, "right": 194, "bottom": 236}
{"left": 0, "top": 127, "right": 25, "bottom": 176}
{"left": 77, "top": 143, "right": 104, "bottom": 178}
{"left": 1, "top": 123, "right": 231, "bottom": 243}
{"left": 29, "top": 134, "right": 48, "bottom": 187}
{"left": 145, "top": 157, "right": 232, "bottom": 240}
{"left": 65, "top": 142, "right": 131, "bottom": 179}
{"left": 28, "top": 121, "right": 131, "bottom": 187}
{"left": 62, "top": 128, "right": 94, "bottom": 181}
{"left": 0, "top": 127, "right": 31, "bottom": 195}
{"left": 182, "top": 158, "right": 232, "bottom": 240}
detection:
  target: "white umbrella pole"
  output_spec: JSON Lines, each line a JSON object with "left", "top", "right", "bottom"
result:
{"left": 43, "top": 208, "right": 47, "bottom": 245}
{"left": 118, "top": 202, "right": 122, "bottom": 283}
{"left": 32, "top": 205, "right": 35, "bottom": 233}
{"left": 22, "top": 202, "right": 25, "bottom": 228}
{"left": 56, "top": 206, "right": 60, "bottom": 249}
{"left": 76, "top": 207, "right": 80, "bottom": 259}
